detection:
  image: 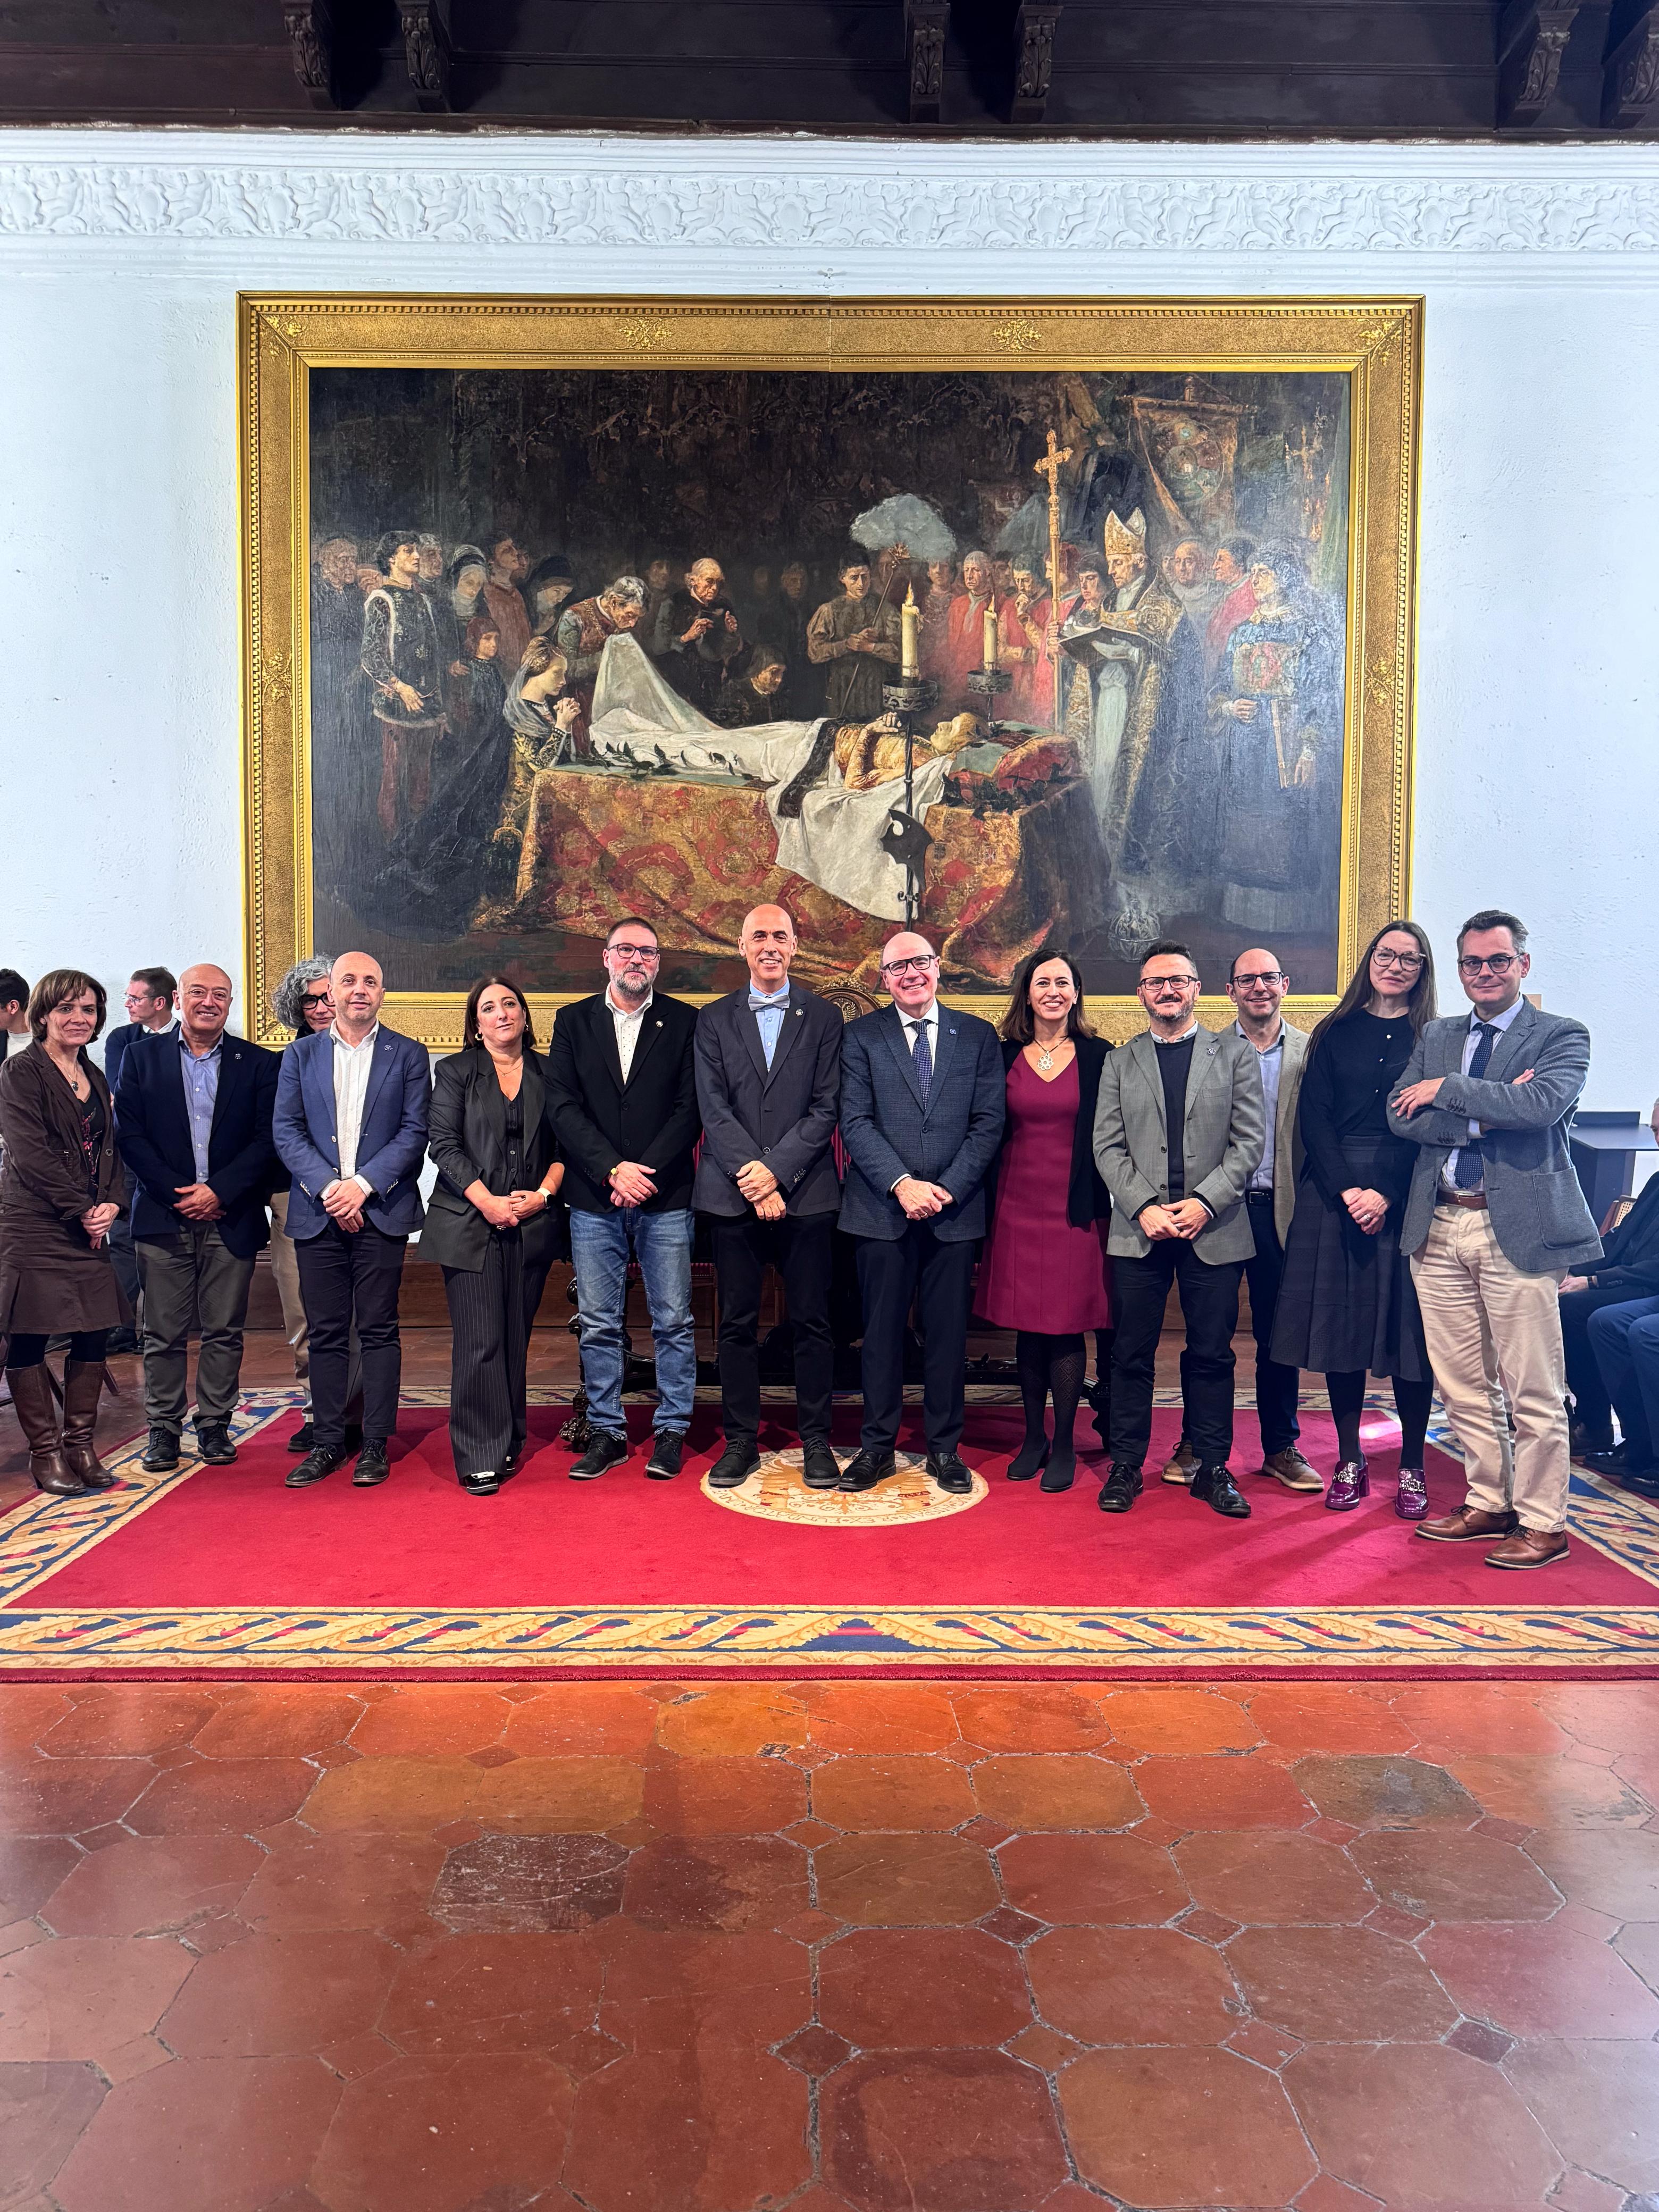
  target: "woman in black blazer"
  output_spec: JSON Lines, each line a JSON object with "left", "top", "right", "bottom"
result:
{"left": 425, "top": 977, "right": 565, "bottom": 1495}
{"left": 974, "top": 946, "right": 1115, "bottom": 1494}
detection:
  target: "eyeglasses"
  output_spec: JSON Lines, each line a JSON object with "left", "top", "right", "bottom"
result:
{"left": 300, "top": 991, "right": 332, "bottom": 1009}
{"left": 1459, "top": 954, "right": 1519, "bottom": 977}
{"left": 1139, "top": 975, "right": 1198, "bottom": 993}
{"left": 1230, "top": 971, "right": 1286, "bottom": 990}
{"left": 607, "top": 944, "right": 660, "bottom": 963}
{"left": 881, "top": 955, "right": 938, "bottom": 977}
{"left": 1372, "top": 949, "right": 1425, "bottom": 972}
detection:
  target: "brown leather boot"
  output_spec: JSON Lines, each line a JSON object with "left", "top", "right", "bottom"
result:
{"left": 61, "top": 1361, "right": 118, "bottom": 1490}
{"left": 5, "top": 1365, "right": 86, "bottom": 1497}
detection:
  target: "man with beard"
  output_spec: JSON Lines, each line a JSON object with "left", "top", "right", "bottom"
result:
{"left": 664, "top": 557, "right": 749, "bottom": 714}
{"left": 807, "top": 555, "right": 902, "bottom": 724}
{"left": 482, "top": 532, "right": 532, "bottom": 671}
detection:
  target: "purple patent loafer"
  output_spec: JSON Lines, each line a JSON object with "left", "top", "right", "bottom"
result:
{"left": 1324, "top": 1459, "right": 1371, "bottom": 1512}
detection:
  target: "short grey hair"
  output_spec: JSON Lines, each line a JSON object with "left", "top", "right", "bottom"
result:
{"left": 604, "top": 575, "right": 648, "bottom": 609}
{"left": 271, "top": 954, "right": 333, "bottom": 1035}
{"left": 961, "top": 548, "right": 993, "bottom": 573}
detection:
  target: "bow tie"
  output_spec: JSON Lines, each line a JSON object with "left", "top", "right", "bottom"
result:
{"left": 749, "top": 990, "right": 788, "bottom": 1012}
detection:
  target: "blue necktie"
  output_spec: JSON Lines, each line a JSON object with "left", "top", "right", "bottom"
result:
{"left": 909, "top": 1018, "right": 932, "bottom": 1102}
{"left": 1454, "top": 1022, "right": 1497, "bottom": 1188}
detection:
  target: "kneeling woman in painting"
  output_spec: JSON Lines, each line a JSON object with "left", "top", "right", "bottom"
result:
{"left": 425, "top": 976, "right": 565, "bottom": 1495}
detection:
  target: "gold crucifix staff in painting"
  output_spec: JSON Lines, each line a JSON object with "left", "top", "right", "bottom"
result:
{"left": 1033, "top": 428, "right": 1073, "bottom": 728}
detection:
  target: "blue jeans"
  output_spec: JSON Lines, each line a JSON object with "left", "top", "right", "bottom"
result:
{"left": 1586, "top": 1293, "right": 1659, "bottom": 1469}
{"left": 568, "top": 1206, "right": 696, "bottom": 1439}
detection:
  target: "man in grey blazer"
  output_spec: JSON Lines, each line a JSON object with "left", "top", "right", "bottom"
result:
{"left": 1388, "top": 907, "right": 1601, "bottom": 1569}
{"left": 838, "top": 930, "right": 1004, "bottom": 1496}
{"left": 1092, "top": 940, "right": 1266, "bottom": 1519}
{"left": 694, "top": 905, "right": 844, "bottom": 1492}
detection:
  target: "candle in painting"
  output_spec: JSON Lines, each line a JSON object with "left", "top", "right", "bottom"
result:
{"left": 901, "top": 586, "right": 920, "bottom": 681}
{"left": 983, "top": 602, "right": 998, "bottom": 671}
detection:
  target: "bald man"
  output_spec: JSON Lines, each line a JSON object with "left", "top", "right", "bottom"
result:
{"left": 114, "top": 962, "right": 282, "bottom": 1473}
{"left": 693, "top": 906, "right": 845, "bottom": 1487}
{"left": 273, "top": 951, "right": 431, "bottom": 1491}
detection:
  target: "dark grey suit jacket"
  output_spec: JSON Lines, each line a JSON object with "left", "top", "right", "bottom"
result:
{"left": 692, "top": 983, "right": 843, "bottom": 1218}
{"left": 837, "top": 1002, "right": 1005, "bottom": 1243}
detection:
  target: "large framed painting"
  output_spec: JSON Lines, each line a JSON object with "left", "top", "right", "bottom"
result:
{"left": 240, "top": 294, "right": 1420, "bottom": 1046}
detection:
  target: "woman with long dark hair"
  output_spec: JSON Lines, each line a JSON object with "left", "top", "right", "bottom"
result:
{"left": 974, "top": 945, "right": 1114, "bottom": 1494}
{"left": 1269, "top": 920, "right": 1439, "bottom": 1516}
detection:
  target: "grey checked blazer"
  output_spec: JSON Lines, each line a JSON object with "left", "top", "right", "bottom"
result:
{"left": 1092, "top": 1026, "right": 1267, "bottom": 1265}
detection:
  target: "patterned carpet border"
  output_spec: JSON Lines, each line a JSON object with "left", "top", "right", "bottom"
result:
{"left": 1, "top": 1389, "right": 1655, "bottom": 1678}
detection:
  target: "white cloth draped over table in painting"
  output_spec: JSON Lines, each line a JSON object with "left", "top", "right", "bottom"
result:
{"left": 582, "top": 632, "right": 950, "bottom": 921}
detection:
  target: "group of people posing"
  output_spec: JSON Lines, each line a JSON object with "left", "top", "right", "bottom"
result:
{"left": 0, "top": 900, "right": 1617, "bottom": 1568}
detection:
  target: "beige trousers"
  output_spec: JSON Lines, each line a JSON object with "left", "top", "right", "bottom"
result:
{"left": 1409, "top": 1203, "right": 1570, "bottom": 1534}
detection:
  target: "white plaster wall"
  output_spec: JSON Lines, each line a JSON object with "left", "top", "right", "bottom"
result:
{"left": 1, "top": 132, "right": 1656, "bottom": 1106}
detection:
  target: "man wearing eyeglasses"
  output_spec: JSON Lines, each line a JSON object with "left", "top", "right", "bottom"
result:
{"left": 837, "top": 931, "right": 1005, "bottom": 1495}
{"left": 1092, "top": 941, "right": 1266, "bottom": 1520}
{"left": 546, "top": 918, "right": 702, "bottom": 1482}
{"left": 1389, "top": 907, "right": 1602, "bottom": 1569}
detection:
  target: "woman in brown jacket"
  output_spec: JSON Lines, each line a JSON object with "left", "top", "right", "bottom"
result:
{"left": 0, "top": 969, "right": 129, "bottom": 1495}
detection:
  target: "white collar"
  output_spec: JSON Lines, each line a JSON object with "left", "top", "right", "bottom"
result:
{"left": 1151, "top": 1022, "right": 1200, "bottom": 1044}
{"left": 607, "top": 988, "right": 652, "bottom": 1021}
{"left": 1471, "top": 1000, "right": 1524, "bottom": 1034}
{"left": 898, "top": 1000, "right": 939, "bottom": 1028}
{"left": 330, "top": 1021, "right": 379, "bottom": 1052}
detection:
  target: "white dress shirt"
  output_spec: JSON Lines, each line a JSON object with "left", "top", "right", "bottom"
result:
{"left": 331, "top": 1021, "right": 379, "bottom": 1193}
{"left": 1443, "top": 996, "right": 1524, "bottom": 1192}
{"left": 608, "top": 988, "right": 653, "bottom": 1084}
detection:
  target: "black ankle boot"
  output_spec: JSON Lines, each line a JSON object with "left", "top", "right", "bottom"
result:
{"left": 1007, "top": 1433, "right": 1050, "bottom": 1482}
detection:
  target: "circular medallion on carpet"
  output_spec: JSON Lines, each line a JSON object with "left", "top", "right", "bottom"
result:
{"left": 701, "top": 1448, "right": 988, "bottom": 1527}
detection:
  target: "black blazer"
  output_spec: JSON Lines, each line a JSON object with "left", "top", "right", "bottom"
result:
{"left": 990, "top": 1035, "right": 1114, "bottom": 1230}
{"left": 421, "top": 1046, "right": 565, "bottom": 1272}
{"left": 545, "top": 991, "right": 701, "bottom": 1214}
{"left": 1583, "top": 1172, "right": 1659, "bottom": 1295}
{"left": 113, "top": 1029, "right": 280, "bottom": 1260}
{"left": 693, "top": 983, "right": 843, "bottom": 1219}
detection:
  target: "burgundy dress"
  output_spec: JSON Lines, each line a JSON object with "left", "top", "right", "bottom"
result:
{"left": 974, "top": 1053, "right": 1114, "bottom": 1333}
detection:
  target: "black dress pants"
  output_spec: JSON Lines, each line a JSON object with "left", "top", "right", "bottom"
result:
{"left": 1561, "top": 1279, "right": 1648, "bottom": 1445}
{"left": 1243, "top": 1192, "right": 1302, "bottom": 1456}
{"left": 711, "top": 1212, "right": 835, "bottom": 1444}
{"left": 1110, "top": 1239, "right": 1243, "bottom": 1470}
{"left": 856, "top": 1224, "right": 976, "bottom": 1454}
{"left": 442, "top": 1230, "right": 555, "bottom": 1477}
{"left": 296, "top": 1220, "right": 407, "bottom": 1450}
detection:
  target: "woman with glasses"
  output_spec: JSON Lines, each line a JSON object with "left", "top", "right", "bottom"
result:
{"left": 1269, "top": 921, "right": 1439, "bottom": 1516}
{"left": 975, "top": 945, "right": 1114, "bottom": 1494}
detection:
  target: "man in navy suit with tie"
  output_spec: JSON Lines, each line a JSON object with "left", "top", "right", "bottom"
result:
{"left": 114, "top": 963, "right": 280, "bottom": 1472}
{"left": 838, "top": 930, "right": 1005, "bottom": 1494}
{"left": 273, "top": 951, "right": 431, "bottom": 1491}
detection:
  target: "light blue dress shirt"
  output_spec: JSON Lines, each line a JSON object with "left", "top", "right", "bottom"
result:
{"left": 1236, "top": 1019, "right": 1284, "bottom": 1194}
{"left": 179, "top": 1036, "right": 222, "bottom": 1184}
{"left": 748, "top": 983, "right": 790, "bottom": 1069}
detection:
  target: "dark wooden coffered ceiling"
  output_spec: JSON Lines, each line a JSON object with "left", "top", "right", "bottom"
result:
{"left": 1, "top": 0, "right": 1655, "bottom": 138}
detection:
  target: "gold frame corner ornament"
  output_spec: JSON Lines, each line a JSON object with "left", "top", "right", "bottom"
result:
{"left": 238, "top": 291, "right": 1422, "bottom": 1050}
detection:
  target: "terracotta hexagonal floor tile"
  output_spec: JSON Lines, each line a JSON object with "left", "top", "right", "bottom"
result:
{"left": 567, "top": 2043, "right": 809, "bottom": 2212}
{"left": 381, "top": 1931, "right": 603, "bottom": 2054}
{"left": 814, "top": 1834, "right": 998, "bottom": 1926}
{"left": 296, "top": 1757, "right": 479, "bottom": 1833}
{"left": 999, "top": 1832, "right": 1188, "bottom": 1926}
{"left": 622, "top": 1836, "right": 808, "bottom": 1930}
{"left": 1292, "top": 1753, "right": 1480, "bottom": 1831}
{"left": 824, "top": 2050, "right": 1067, "bottom": 2211}
{"left": 643, "top": 1754, "right": 807, "bottom": 1836}
{"left": 1395, "top": 1683, "right": 1572, "bottom": 1757}
{"left": 1061, "top": 2046, "right": 1314, "bottom": 2208}
{"left": 1533, "top": 1684, "right": 1659, "bottom": 1758}
{"left": 1096, "top": 1688, "right": 1262, "bottom": 1754}
{"left": 42, "top": 1833, "right": 264, "bottom": 1938}
{"left": 1526, "top": 1826, "right": 1659, "bottom": 1918}
{"left": 40, "top": 1688, "right": 217, "bottom": 1757}
{"left": 0, "top": 2058, "right": 107, "bottom": 2203}
{"left": 240, "top": 1831, "right": 446, "bottom": 1933}
{"left": 1423, "top": 1918, "right": 1659, "bottom": 2038}
{"left": 1446, "top": 1754, "right": 1650, "bottom": 1829}
{"left": 469, "top": 1755, "right": 643, "bottom": 1832}
{"left": 1174, "top": 1828, "right": 1375, "bottom": 1925}
{"left": 969, "top": 1754, "right": 1143, "bottom": 1832}
{"left": 190, "top": 1691, "right": 364, "bottom": 1761}
{"left": 1286, "top": 2041, "right": 1561, "bottom": 2207}
{"left": 0, "top": 1936, "right": 194, "bottom": 2064}
{"left": 312, "top": 2051, "right": 574, "bottom": 2212}
{"left": 1026, "top": 1924, "right": 1239, "bottom": 2045}
{"left": 1614, "top": 1920, "right": 1659, "bottom": 1993}
{"left": 502, "top": 1686, "right": 659, "bottom": 1756}
{"left": 1241, "top": 1686, "right": 1415, "bottom": 1756}
{"left": 810, "top": 1756, "right": 976, "bottom": 1833}
{"left": 344, "top": 1687, "right": 508, "bottom": 1759}
{"left": 433, "top": 1832, "right": 627, "bottom": 1934}
{"left": 1504, "top": 2037, "right": 1659, "bottom": 2195}
{"left": 0, "top": 1838, "right": 81, "bottom": 1923}
{"left": 157, "top": 1930, "right": 398, "bottom": 2058}
{"left": 53, "top": 2054, "right": 341, "bottom": 2212}
{"left": 803, "top": 1684, "right": 961, "bottom": 1754}
{"left": 1352, "top": 1829, "right": 1560, "bottom": 1921}
{"left": 125, "top": 1758, "right": 316, "bottom": 1836}
{"left": 653, "top": 1686, "right": 808, "bottom": 1758}
{"left": 949, "top": 1688, "right": 1112, "bottom": 1754}
{"left": 0, "top": 1758, "right": 154, "bottom": 1838}
{"left": 596, "top": 1924, "right": 811, "bottom": 2054}
{"left": 1228, "top": 1924, "right": 1459, "bottom": 2041}
{"left": 0, "top": 1686, "right": 73, "bottom": 1754}
{"left": 1131, "top": 1754, "right": 1313, "bottom": 1831}
{"left": 818, "top": 1927, "right": 1031, "bottom": 2048}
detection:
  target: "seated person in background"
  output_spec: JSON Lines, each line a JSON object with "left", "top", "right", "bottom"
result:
{"left": 1583, "top": 1291, "right": 1659, "bottom": 1497}
{"left": 711, "top": 646, "right": 789, "bottom": 727}
{"left": 1566, "top": 1166, "right": 1659, "bottom": 1473}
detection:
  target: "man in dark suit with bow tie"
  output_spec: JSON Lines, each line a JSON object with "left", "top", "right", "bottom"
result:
{"left": 546, "top": 918, "right": 702, "bottom": 1481}
{"left": 694, "top": 906, "right": 844, "bottom": 1491}
{"left": 837, "top": 930, "right": 1005, "bottom": 1495}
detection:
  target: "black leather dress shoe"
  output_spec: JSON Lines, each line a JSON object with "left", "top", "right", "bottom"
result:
{"left": 353, "top": 1443, "right": 391, "bottom": 1487}
{"left": 708, "top": 1438, "right": 761, "bottom": 1489}
{"left": 286, "top": 1445, "right": 346, "bottom": 1489}
{"left": 839, "top": 1448, "right": 896, "bottom": 1494}
{"left": 926, "top": 1451, "right": 973, "bottom": 1495}
{"left": 287, "top": 1420, "right": 315, "bottom": 1455}
{"left": 141, "top": 1427, "right": 181, "bottom": 1473}
{"left": 1585, "top": 1446, "right": 1641, "bottom": 1479}
{"left": 647, "top": 1431, "right": 685, "bottom": 1480}
{"left": 1192, "top": 1461, "right": 1251, "bottom": 1519}
{"left": 802, "top": 1441, "right": 842, "bottom": 1490}
{"left": 1098, "top": 1461, "right": 1142, "bottom": 1513}
{"left": 459, "top": 1470, "right": 501, "bottom": 1496}
{"left": 569, "top": 1430, "right": 629, "bottom": 1481}
{"left": 195, "top": 1421, "right": 238, "bottom": 1467}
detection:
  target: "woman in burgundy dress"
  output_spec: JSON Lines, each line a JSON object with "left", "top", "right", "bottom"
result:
{"left": 976, "top": 946, "right": 1115, "bottom": 1493}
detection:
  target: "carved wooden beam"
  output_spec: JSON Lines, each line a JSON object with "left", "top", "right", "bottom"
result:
{"left": 905, "top": 0, "right": 948, "bottom": 125}
{"left": 1496, "top": 0, "right": 1580, "bottom": 125}
{"left": 1011, "top": 1, "right": 1061, "bottom": 123}
{"left": 1603, "top": 2, "right": 1659, "bottom": 125}
{"left": 281, "top": 0, "right": 336, "bottom": 110}
{"left": 401, "top": 0, "right": 454, "bottom": 113}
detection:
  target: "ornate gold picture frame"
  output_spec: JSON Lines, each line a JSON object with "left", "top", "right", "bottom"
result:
{"left": 239, "top": 293, "right": 1420, "bottom": 1048}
